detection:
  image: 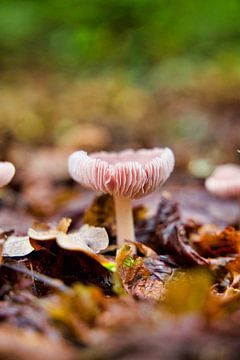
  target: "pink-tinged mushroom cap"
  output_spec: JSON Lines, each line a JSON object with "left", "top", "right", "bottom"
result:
{"left": 205, "top": 164, "right": 240, "bottom": 198}
{"left": 0, "top": 162, "right": 15, "bottom": 187}
{"left": 68, "top": 148, "right": 175, "bottom": 199}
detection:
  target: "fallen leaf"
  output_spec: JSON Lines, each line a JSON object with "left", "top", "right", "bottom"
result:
{"left": 3, "top": 236, "right": 34, "bottom": 257}
{"left": 28, "top": 228, "right": 58, "bottom": 241}
{"left": 191, "top": 226, "right": 240, "bottom": 258}
{"left": 56, "top": 218, "right": 72, "bottom": 233}
{"left": 126, "top": 240, "right": 158, "bottom": 258}
{"left": 56, "top": 225, "right": 115, "bottom": 272}
{"left": 5, "top": 220, "right": 114, "bottom": 276}
{"left": 56, "top": 225, "right": 109, "bottom": 253}
{"left": 116, "top": 245, "right": 173, "bottom": 301}
{"left": 28, "top": 218, "right": 72, "bottom": 241}
{"left": 160, "top": 223, "right": 208, "bottom": 267}
{"left": 226, "top": 256, "right": 240, "bottom": 288}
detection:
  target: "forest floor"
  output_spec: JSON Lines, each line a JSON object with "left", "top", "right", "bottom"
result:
{"left": 0, "top": 163, "right": 240, "bottom": 360}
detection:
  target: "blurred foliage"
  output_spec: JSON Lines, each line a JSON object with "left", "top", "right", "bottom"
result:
{"left": 0, "top": 0, "right": 240, "bottom": 168}
{"left": 164, "top": 269, "right": 213, "bottom": 314}
{"left": 0, "top": 73, "right": 240, "bottom": 167}
{"left": 1, "top": 0, "right": 240, "bottom": 75}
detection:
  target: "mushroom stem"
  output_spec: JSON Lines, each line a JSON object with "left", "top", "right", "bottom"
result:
{"left": 113, "top": 195, "right": 135, "bottom": 247}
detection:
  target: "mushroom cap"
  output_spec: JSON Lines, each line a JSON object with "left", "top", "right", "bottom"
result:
{"left": 0, "top": 162, "right": 15, "bottom": 187}
{"left": 205, "top": 164, "right": 240, "bottom": 198}
{"left": 68, "top": 148, "right": 175, "bottom": 199}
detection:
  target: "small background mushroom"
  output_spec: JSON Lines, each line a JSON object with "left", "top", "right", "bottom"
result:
{"left": 205, "top": 164, "right": 240, "bottom": 223}
{"left": 68, "top": 148, "right": 174, "bottom": 246}
{"left": 0, "top": 162, "right": 15, "bottom": 188}
{"left": 205, "top": 164, "right": 240, "bottom": 198}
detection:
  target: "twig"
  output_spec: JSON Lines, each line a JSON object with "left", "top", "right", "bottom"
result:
{"left": 2, "top": 261, "right": 70, "bottom": 293}
{"left": 29, "top": 262, "right": 38, "bottom": 295}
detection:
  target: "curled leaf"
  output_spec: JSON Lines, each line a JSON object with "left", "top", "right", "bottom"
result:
{"left": 3, "top": 235, "right": 34, "bottom": 257}
{"left": 57, "top": 218, "right": 72, "bottom": 233}
{"left": 28, "top": 218, "right": 72, "bottom": 241}
{"left": 56, "top": 225, "right": 109, "bottom": 253}
{"left": 28, "top": 228, "right": 58, "bottom": 241}
{"left": 6, "top": 219, "right": 113, "bottom": 275}
{"left": 58, "top": 230, "right": 115, "bottom": 274}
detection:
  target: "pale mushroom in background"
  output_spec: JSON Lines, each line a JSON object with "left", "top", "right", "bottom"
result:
{"left": 68, "top": 148, "right": 175, "bottom": 246}
{"left": 0, "top": 162, "right": 15, "bottom": 187}
{"left": 205, "top": 164, "right": 240, "bottom": 198}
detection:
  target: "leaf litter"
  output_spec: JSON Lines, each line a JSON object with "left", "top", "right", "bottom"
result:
{"left": 0, "top": 182, "right": 240, "bottom": 359}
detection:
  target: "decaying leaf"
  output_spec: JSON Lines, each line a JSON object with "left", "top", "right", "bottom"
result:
{"left": 191, "top": 225, "right": 240, "bottom": 258}
{"left": 141, "top": 194, "right": 180, "bottom": 250}
{"left": 160, "top": 223, "right": 208, "bottom": 267}
{"left": 116, "top": 245, "right": 173, "bottom": 301}
{"left": 3, "top": 236, "right": 34, "bottom": 257}
{"left": 138, "top": 196, "right": 207, "bottom": 268}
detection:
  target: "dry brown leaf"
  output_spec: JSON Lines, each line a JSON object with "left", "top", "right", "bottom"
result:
{"left": 226, "top": 256, "right": 240, "bottom": 288}
{"left": 116, "top": 245, "right": 173, "bottom": 301}
{"left": 191, "top": 225, "right": 240, "bottom": 258}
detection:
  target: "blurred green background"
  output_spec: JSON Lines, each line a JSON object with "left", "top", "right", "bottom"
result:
{"left": 1, "top": 0, "right": 240, "bottom": 75}
{"left": 0, "top": 0, "right": 240, "bottom": 174}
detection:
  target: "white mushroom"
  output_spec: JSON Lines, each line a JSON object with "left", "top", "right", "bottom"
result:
{"left": 68, "top": 148, "right": 175, "bottom": 246}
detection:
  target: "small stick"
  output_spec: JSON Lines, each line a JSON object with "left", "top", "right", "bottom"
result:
{"left": 2, "top": 262, "right": 70, "bottom": 293}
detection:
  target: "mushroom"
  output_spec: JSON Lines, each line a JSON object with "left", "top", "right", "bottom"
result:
{"left": 0, "top": 162, "right": 15, "bottom": 187}
{"left": 68, "top": 148, "right": 175, "bottom": 247}
{"left": 205, "top": 164, "right": 240, "bottom": 198}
